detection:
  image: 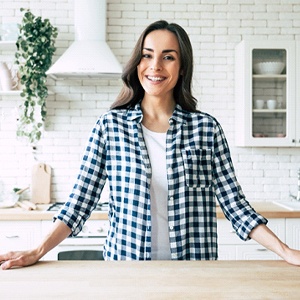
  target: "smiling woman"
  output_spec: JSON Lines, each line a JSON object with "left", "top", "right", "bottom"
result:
{"left": 111, "top": 20, "right": 196, "bottom": 112}
{"left": 137, "top": 30, "right": 181, "bottom": 105}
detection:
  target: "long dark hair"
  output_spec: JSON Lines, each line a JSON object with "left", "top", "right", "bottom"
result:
{"left": 110, "top": 20, "right": 198, "bottom": 112}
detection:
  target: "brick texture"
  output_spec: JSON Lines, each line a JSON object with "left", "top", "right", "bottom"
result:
{"left": 0, "top": 0, "right": 300, "bottom": 202}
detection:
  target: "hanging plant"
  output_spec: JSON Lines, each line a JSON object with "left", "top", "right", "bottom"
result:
{"left": 15, "top": 8, "right": 58, "bottom": 145}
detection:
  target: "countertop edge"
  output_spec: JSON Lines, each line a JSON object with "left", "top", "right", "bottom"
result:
{"left": 1, "top": 202, "right": 300, "bottom": 221}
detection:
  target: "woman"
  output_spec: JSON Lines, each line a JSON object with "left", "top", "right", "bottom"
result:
{"left": 1, "top": 20, "right": 300, "bottom": 268}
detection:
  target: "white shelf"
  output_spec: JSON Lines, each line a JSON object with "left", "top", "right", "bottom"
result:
{"left": 0, "top": 41, "right": 17, "bottom": 51}
{"left": 253, "top": 109, "right": 286, "bottom": 113}
{"left": 253, "top": 74, "right": 286, "bottom": 81}
{"left": 0, "top": 90, "right": 21, "bottom": 95}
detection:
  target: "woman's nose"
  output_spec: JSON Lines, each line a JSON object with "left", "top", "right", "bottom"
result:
{"left": 150, "top": 58, "right": 162, "bottom": 71}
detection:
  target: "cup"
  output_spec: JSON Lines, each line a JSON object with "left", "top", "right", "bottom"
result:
{"left": 267, "top": 99, "right": 277, "bottom": 110}
{"left": 254, "top": 99, "right": 264, "bottom": 109}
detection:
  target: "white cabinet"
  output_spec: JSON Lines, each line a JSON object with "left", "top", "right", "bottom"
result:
{"left": 235, "top": 40, "right": 300, "bottom": 147}
{"left": 0, "top": 221, "right": 41, "bottom": 253}
{"left": 286, "top": 218, "right": 300, "bottom": 250}
{"left": 218, "top": 218, "right": 285, "bottom": 260}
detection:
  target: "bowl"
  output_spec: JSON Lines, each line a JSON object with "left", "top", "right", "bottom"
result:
{"left": 253, "top": 61, "right": 285, "bottom": 75}
{"left": 0, "top": 192, "right": 19, "bottom": 208}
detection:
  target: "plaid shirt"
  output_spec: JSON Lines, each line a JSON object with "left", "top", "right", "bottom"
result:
{"left": 55, "top": 103, "right": 267, "bottom": 260}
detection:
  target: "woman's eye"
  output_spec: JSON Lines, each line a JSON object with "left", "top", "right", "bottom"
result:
{"left": 164, "top": 55, "right": 175, "bottom": 61}
{"left": 142, "top": 54, "right": 151, "bottom": 59}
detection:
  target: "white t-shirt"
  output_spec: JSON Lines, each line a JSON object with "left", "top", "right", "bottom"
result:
{"left": 141, "top": 124, "right": 171, "bottom": 260}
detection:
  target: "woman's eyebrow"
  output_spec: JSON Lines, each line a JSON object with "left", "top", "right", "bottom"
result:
{"left": 143, "top": 47, "right": 178, "bottom": 54}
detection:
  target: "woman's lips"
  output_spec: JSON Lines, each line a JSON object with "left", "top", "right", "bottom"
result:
{"left": 146, "top": 75, "right": 166, "bottom": 82}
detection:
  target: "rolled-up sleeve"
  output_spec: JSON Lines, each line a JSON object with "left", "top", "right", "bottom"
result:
{"left": 212, "top": 121, "right": 268, "bottom": 241}
{"left": 54, "top": 115, "right": 108, "bottom": 236}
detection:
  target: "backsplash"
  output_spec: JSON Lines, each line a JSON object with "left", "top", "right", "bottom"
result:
{"left": 0, "top": 0, "right": 300, "bottom": 202}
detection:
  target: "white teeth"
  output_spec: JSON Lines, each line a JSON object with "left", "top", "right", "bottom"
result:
{"left": 147, "top": 76, "right": 164, "bottom": 82}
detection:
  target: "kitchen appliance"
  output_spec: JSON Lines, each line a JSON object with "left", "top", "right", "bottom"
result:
{"left": 46, "top": 0, "right": 122, "bottom": 79}
{"left": 45, "top": 202, "right": 109, "bottom": 260}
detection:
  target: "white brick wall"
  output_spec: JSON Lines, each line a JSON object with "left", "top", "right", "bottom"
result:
{"left": 0, "top": 0, "right": 300, "bottom": 202}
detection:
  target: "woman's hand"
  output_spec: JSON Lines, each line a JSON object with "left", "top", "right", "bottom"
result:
{"left": 0, "top": 249, "right": 41, "bottom": 270}
{"left": 0, "top": 220, "right": 72, "bottom": 270}
{"left": 250, "top": 223, "right": 300, "bottom": 266}
{"left": 281, "top": 246, "right": 300, "bottom": 266}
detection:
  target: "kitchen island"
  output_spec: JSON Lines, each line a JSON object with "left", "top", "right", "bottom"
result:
{"left": 1, "top": 260, "right": 299, "bottom": 299}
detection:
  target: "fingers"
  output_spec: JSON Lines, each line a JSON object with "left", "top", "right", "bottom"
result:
{"left": 0, "top": 251, "right": 37, "bottom": 270}
{"left": 0, "top": 251, "right": 21, "bottom": 270}
{"left": 1, "top": 260, "right": 11, "bottom": 270}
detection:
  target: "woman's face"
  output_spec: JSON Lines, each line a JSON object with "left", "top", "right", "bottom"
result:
{"left": 137, "top": 29, "right": 181, "bottom": 101}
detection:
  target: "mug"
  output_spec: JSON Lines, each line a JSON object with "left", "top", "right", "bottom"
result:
{"left": 254, "top": 99, "right": 264, "bottom": 109}
{"left": 267, "top": 99, "right": 277, "bottom": 110}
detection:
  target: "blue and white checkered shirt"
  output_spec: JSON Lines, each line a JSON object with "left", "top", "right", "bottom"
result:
{"left": 55, "top": 103, "right": 267, "bottom": 260}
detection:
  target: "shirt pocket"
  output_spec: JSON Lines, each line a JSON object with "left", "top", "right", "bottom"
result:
{"left": 181, "top": 148, "right": 213, "bottom": 188}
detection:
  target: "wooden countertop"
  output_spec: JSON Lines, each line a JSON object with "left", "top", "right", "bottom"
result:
{"left": 1, "top": 260, "right": 299, "bottom": 299}
{"left": 0, "top": 204, "right": 108, "bottom": 221}
{"left": 0, "top": 201, "right": 300, "bottom": 221}
{"left": 218, "top": 201, "right": 300, "bottom": 219}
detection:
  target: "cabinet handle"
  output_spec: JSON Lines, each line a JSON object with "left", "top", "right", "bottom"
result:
{"left": 256, "top": 248, "right": 267, "bottom": 252}
{"left": 292, "top": 139, "right": 296, "bottom": 143}
{"left": 5, "top": 235, "right": 20, "bottom": 239}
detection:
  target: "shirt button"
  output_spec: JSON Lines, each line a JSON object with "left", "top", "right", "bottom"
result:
{"left": 171, "top": 253, "right": 177, "bottom": 259}
{"left": 167, "top": 167, "right": 172, "bottom": 175}
{"left": 169, "top": 226, "right": 174, "bottom": 230}
{"left": 169, "top": 196, "right": 174, "bottom": 203}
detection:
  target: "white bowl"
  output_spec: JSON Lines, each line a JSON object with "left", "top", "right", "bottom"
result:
{"left": 253, "top": 62, "right": 285, "bottom": 75}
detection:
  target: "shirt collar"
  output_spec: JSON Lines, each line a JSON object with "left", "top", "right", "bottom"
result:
{"left": 126, "top": 102, "right": 189, "bottom": 125}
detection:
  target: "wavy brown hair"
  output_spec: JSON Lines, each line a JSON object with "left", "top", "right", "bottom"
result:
{"left": 110, "top": 20, "right": 198, "bottom": 112}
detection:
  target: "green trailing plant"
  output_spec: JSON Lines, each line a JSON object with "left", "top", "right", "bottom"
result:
{"left": 15, "top": 8, "right": 58, "bottom": 145}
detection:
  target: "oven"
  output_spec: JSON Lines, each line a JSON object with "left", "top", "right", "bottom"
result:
{"left": 43, "top": 202, "right": 109, "bottom": 261}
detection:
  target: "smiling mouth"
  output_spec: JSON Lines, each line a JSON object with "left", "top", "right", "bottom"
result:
{"left": 146, "top": 76, "right": 166, "bottom": 82}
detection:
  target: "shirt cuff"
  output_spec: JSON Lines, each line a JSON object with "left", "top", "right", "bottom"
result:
{"left": 236, "top": 213, "right": 268, "bottom": 241}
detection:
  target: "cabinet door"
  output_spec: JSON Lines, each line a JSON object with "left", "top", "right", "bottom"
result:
{"left": 236, "top": 245, "right": 282, "bottom": 260}
{"left": 0, "top": 221, "right": 41, "bottom": 253}
{"left": 286, "top": 219, "right": 300, "bottom": 249}
{"left": 235, "top": 40, "right": 296, "bottom": 147}
{"left": 218, "top": 245, "right": 236, "bottom": 260}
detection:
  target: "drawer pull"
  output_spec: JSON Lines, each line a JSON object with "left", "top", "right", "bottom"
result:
{"left": 5, "top": 235, "right": 20, "bottom": 239}
{"left": 256, "top": 248, "right": 267, "bottom": 252}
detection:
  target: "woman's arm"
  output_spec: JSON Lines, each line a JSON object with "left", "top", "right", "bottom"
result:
{"left": 249, "top": 223, "right": 300, "bottom": 266}
{"left": 0, "top": 220, "right": 71, "bottom": 270}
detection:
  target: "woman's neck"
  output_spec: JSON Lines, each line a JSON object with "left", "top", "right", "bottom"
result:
{"left": 141, "top": 96, "right": 176, "bottom": 133}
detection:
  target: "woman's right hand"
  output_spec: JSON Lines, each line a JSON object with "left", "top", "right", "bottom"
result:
{"left": 0, "top": 220, "right": 72, "bottom": 270}
{"left": 0, "top": 248, "right": 42, "bottom": 270}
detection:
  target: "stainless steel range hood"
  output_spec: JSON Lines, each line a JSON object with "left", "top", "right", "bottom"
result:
{"left": 46, "top": 0, "right": 122, "bottom": 79}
